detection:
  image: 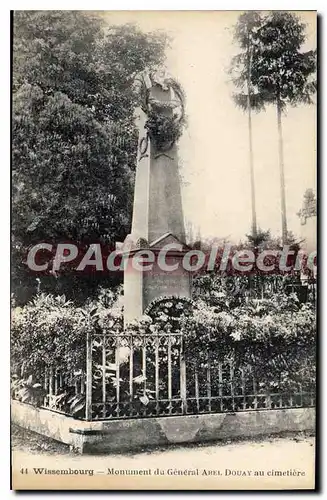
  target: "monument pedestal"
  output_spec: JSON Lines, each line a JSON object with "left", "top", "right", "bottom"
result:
{"left": 123, "top": 245, "right": 192, "bottom": 325}
{"left": 122, "top": 70, "right": 191, "bottom": 325}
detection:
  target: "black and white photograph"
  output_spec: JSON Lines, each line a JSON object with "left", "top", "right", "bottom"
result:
{"left": 10, "top": 9, "right": 317, "bottom": 491}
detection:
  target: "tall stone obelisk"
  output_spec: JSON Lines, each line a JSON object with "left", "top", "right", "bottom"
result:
{"left": 121, "top": 70, "right": 191, "bottom": 324}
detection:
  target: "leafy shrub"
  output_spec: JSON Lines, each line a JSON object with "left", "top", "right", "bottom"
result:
{"left": 11, "top": 294, "right": 88, "bottom": 376}
{"left": 145, "top": 112, "right": 184, "bottom": 150}
{"left": 11, "top": 288, "right": 316, "bottom": 417}
{"left": 11, "top": 290, "right": 124, "bottom": 417}
{"left": 181, "top": 293, "right": 316, "bottom": 392}
{"left": 11, "top": 374, "right": 45, "bottom": 407}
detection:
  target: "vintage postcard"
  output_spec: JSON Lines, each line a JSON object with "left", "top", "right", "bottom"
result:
{"left": 11, "top": 10, "right": 317, "bottom": 490}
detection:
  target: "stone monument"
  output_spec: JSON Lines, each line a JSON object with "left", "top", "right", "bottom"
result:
{"left": 119, "top": 69, "right": 192, "bottom": 324}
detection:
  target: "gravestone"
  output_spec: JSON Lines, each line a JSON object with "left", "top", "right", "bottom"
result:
{"left": 119, "top": 69, "right": 192, "bottom": 324}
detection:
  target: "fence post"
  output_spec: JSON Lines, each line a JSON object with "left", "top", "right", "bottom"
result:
{"left": 102, "top": 333, "right": 106, "bottom": 418}
{"left": 180, "top": 337, "right": 187, "bottom": 414}
{"left": 44, "top": 369, "right": 48, "bottom": 407}
{"left": 85, "top": 329, "right": 92, "bottom": 421}
{"left": 167, "top": 335, "right": 172, "bottom": 410}
{"left": 154, "top": 335, "right": 159, "bottom": 408}
{"left": 218, "top": 362, "right": 223, "bottom": 411}
{"left": 129, "top": 334, "right": 134, "bottom": 402}
{"left": 206, "top": 351, "right": 211, "bottom": 412}
{"left": 49, "top": 367, "right": 54, "bottom": 407}
{"left": 115, "top": 336, "right": 121, "bottom": 417}
{"left": 194, "top": 367, "right": 200, "bottom": 412}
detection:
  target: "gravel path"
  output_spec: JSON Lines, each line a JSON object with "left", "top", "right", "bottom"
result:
{"left": 12, "top": 425, "right": 316, "bottom": 490}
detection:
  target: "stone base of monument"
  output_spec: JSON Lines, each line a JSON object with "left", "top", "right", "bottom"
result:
{"left": 11, "top": 400, "right": 315, "bottom": 454}
{"left": 123, "top": 245, "right": 192, "bottom": 325}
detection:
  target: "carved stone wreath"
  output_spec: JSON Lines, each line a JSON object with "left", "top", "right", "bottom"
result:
{"left": 135, "top": 69, "right": 186, "bottom": 152}
{"left": 145, "top": 112, "right": 184, "bottom": 152}
{"left": 144, "top": 295, "right": 193, "bottom": 320}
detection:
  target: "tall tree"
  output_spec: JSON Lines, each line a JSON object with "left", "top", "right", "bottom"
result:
{"left": 12, "top": 11, "right": 167, "bottom": 303}
{"left": 229, "top": 11, "right": 265, "bottom": 241}
{"left": 250, "top": 12, "right": 316, "bottom": 244}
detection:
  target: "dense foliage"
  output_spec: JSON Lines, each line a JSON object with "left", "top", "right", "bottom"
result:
{"left": 230, "top": 11, "right": 316, "bottom": 243}
{"left": 183, "top": 295, "right": 315, "bottom": 391}
{"left": 11, "top": 282, "right": 316, "bottom": 417}
{"left": 230, "top": 11, "right": 316, "bottom": 111}
{"left": 12, "top": 11, "right": 167, "bottom": 303}
{"left": 11, "top": 288, "right": 123, "bottom": 416}
{"left": 145, "top": 112, "right": 184, "bottom": 151}
{"left": 11, "top": 288, "right": 122, "bottom": 375}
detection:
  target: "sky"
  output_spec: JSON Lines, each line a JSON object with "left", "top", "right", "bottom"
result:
{"left": 104, "top": 11, "right": 317, "bottom": 243}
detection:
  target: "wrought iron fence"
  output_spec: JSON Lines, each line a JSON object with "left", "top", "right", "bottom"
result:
{"left": 42, "top": 367, "right": 86, "bottom": 414}
{"left": 89, "top": 332, "right": 185, "bottom": 419}
{"left": 23, "top": 330, "right": 315, "bottom": 421}
{"left": 88, "top": 332, "right": 315, "bottom": 420}
{"left": 245, "top": 275, "right": 317, "bottom": 303}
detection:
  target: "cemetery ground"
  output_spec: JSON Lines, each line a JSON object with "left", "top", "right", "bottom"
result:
{"left": 12, "top": 424, "right": 315, "bottom": 477}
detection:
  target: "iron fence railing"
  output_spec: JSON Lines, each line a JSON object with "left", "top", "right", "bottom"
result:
{"left": 25, "top": 331, "right": 315, "bottom": 421}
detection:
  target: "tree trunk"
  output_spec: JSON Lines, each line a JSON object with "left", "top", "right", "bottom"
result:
{"left": 247, "top": 44, "right": 257, "bottom": 240}
{"left": 247, "top": 98, "right": 258, "bottom": 240}
{"left": 276, "top": 97, "right": 288, "bottom": 244}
